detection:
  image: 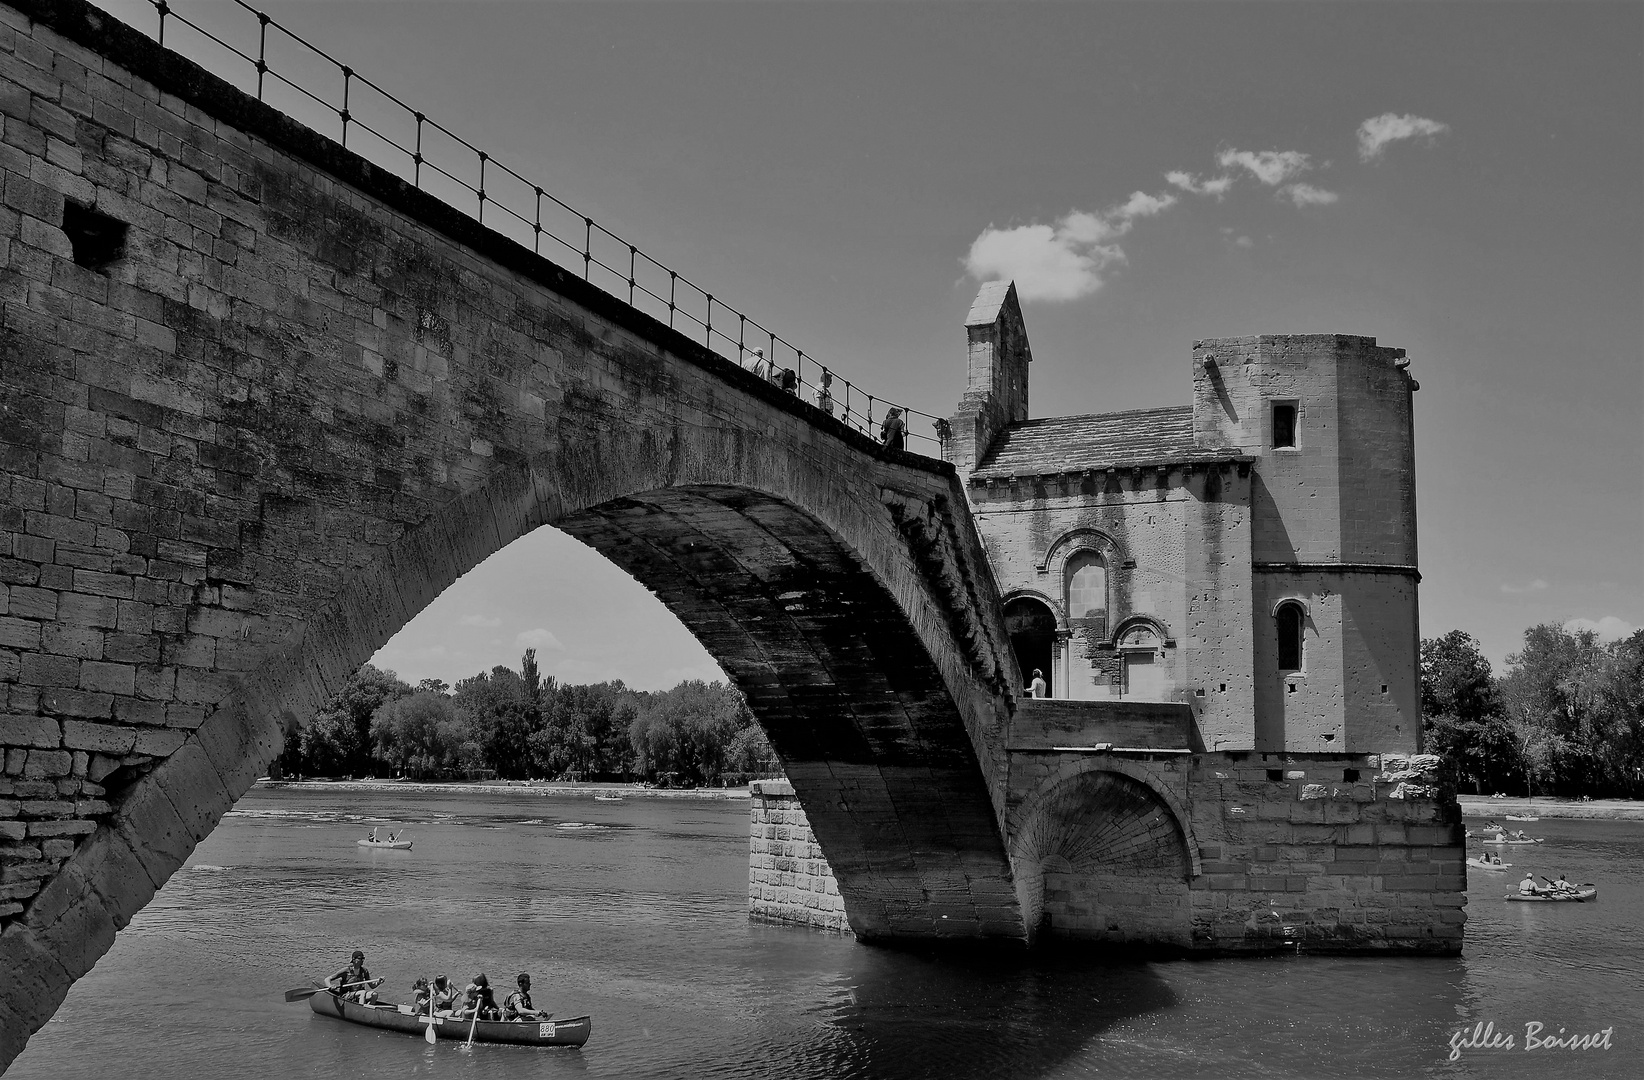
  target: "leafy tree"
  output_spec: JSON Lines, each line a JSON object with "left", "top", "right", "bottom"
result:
{"left": 299, "top": 665, "right": 410, "bottom": 776}
{"left": 1419, "top": 631, "right": 1515, "bottom": 794}
{"left": 629, "top": 681, "right": 756, "bottom": 787}
{"left": 453, "top": 664, "right": 534, "bottom": 779}
{"left": 372, "top": 690, "right": 467, "bottom": 777}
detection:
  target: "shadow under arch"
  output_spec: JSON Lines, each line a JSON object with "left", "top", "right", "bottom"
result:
{"left": 266, "top": 439, "right": 1028, "bottom": 944}
{"left": 1009, "top": 763, "right": 1198, "bottom": 946}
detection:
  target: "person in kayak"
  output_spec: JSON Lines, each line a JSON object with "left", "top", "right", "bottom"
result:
{"left": 1550, "top": 873, "right": 1575, "bottom": 893}
{"left": 504, "top": 973, "right": 547, "bottom": 1021}
{"left": 328, "top": 950, "right": 379, "bottom": 1003}
{"left": 1518, "top": 873, "right": 1541, "bottom": 896}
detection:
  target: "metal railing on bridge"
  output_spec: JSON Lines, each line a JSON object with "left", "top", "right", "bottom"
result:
{"left": 131, "top": 1, "right": 949, "bottom": 454}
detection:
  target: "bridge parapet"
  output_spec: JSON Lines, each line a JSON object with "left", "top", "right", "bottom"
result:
{"left": 1007, "top": 699, "right": 1198, "bottom": 753}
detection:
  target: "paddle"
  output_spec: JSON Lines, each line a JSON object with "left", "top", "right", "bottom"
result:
{"left": 465, "top": 997, "right": 481, "bottom": 1048}
{"left": 285, "top": 977, "right": 381, "bottom": 1002}
{"left": 425, "top": 976, "right": 437, "bottom": 1045}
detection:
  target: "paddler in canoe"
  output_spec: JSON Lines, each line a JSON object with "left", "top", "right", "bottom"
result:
{"left": 462, "top": 973, "right": 503, "bottom": 1020}
{"left": 327, "top": 950, "right": 381, "bottom": 1004}
{"left": 505, "top": 973, "right": 549, "bottom": 1021}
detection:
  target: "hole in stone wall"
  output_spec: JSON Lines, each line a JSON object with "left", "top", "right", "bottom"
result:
{"left": 1343, "top": 768, "right": 1360, "bottom": 782}
{"left": 1266, "top": 769, "right": 1284, "bottom": 782}
{"left": 62, "top": 201, "right": 128, "bottom": 270}
{"left": 1287, "top": 683, "right": 1297, "bottom": 693}
{"left": 1381, "top": 684, "right": 1388, "bottom": 694}
{"left": 1219, "top": 683, "right": 1227, "bottom": 692}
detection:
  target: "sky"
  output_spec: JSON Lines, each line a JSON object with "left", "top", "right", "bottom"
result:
{"left": 92, "top": 1, "right": 1642, "bottom": 687}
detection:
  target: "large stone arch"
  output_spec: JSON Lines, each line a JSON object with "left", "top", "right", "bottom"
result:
{"left": 0, "top": 4, "right": 1029, "bottom": 1063}
{"left": 1009, "top": 762, "right": 1198, "bottom": 946}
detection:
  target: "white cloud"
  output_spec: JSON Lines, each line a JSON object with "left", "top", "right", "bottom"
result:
{"left": 1357, "top": 113, "right": 1449, "bottom": 161}
{"left": 964, "top": 189, "right": 1178, "bottom": 302}
{"left": 1216, "top": 148, "right": 1312, "bottom": 186}
{"left": 1166, "top": 170, "right": 1233, "bottom": 197}
{"left": 1219, "top": 227, "right": 1254, "bottom": 248}
{"left": 1282, "top": 183, "right": 1339, "bottom": 207}
{"left": 1562, "top": 616, "right": 1638, "bottom": 643}
{"left": 514, "top": 628, "right": 565, "bottom": 652}
{"left": 1500, "top": 579, "right": 1550, "bottom": 595}
{"left": 458, "top": 613, "right": 502, "bottom": 628}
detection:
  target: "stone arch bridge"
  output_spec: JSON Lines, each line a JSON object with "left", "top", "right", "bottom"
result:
{"left": 0, "top": 1, "right": 1464, "bottom": 1068}
{"left": 0, "top": 0, "right": 1057, "bottom": 1064}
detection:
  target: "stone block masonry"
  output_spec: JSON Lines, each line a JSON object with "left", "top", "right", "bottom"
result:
{"left": 750, "top": 751, "right": 1465, "bottom": 954}
{"left": 749, "top": 780, "right": 849, "bottom": 934}
{"left": 1004, "top": 748, "right": 1464, "bottom": 953}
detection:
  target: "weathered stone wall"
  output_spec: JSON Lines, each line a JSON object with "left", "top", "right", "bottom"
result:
{"left": 1192, "top": 336, "right": 1420, "bottom": 754}
{"left": 1005, "top": 749, "right": 1464, "bottom": 953}
{"left": 0, "top": 1, "right": 1031, "bottom": 1065}
{"left": 966, "top": 465, "right": 1255, "bottom": 749}
{"left": 748, "top": 779, "right": 848, "bottom": 934}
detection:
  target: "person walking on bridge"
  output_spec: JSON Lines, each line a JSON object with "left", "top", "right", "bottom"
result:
{"left": 880, "top": 407, "right": 906, "bottom": 451}
{"left": 814, "top": 369, "right": 835, "bottom": 417}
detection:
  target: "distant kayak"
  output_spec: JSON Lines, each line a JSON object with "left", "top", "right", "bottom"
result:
{"left": 1505, "top": 888, "right": 1596, "bottom": 903}
{"left": 1467, "top": 857, "right": 1511, "bottom": 872}
{"left": 1481, "top": 836, "right": 1542, "bottom": 845}
{"left": 308, "top": 990, "right": 590, "bottom": 1046}
{"left": 1504, "top": 815, "right": 1540, "bottom": 822}
{"left": 593, "top": 794, "right": 623, "bottom": 802}
{"left": 357, "top": 838, "right": 412, "bottom": 850}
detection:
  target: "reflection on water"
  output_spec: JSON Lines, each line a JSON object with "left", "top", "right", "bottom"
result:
{"left": 9, "top": 791, "right": 1641, "bottom": 1079}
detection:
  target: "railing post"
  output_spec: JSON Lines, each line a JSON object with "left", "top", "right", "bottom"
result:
{"left": 476, "top": 151, "right": 487, "bottom": 223}
{"left": 413, "top": 112, "right": 424, "bottom": 187}
{"left": 339, "top": 66, "right": 351, "bottom": 146}
{"left": 255, "top": 13, "right": 268, "bottom": 99}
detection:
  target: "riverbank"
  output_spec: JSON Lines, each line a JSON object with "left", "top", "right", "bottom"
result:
{"left": 253, "top": 778, "right": 755, "bottom": 800}
{"left": 1457, "top": 796, "right": 1644, "bottom": 821}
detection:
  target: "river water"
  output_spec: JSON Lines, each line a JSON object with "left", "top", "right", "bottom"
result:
{"left": 8, "top": 788, "right": 1641, "bottom": 1079}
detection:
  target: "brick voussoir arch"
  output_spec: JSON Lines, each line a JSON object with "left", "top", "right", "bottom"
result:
{"left": 1008, "top": 758, "right": 1202, "bottom": 878}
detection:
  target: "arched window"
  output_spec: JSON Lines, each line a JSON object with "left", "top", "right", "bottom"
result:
{"left": 1065, "top": 551, "right": 1107, "bottom": 630}
{"left": 1276, "top": 602, "right": 1304, "bottom": 671}
{"left": 1004, "top": 597, "right": 1057, "bottom": 697}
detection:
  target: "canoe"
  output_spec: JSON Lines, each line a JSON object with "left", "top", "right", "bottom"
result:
{"left": 1504, "top": 815, "right": 1540, "bottom": 822}
{"left": 1466, "top": 857, "right": 1511, "bottom": 871}
{"left": 1504, "top": 888, "right": 1596, "bottom": 903}
{"left": 593, "top": 795, "right": 623, "bottom": 802}
{"left": 357, "top": 838, "right": 413, "bottom": 850}
{"left": 1481, "top": 837, "right": 1542, "bottom": 845}
{"left": 309, "top": 991, "right": 591, "bottom": 1046}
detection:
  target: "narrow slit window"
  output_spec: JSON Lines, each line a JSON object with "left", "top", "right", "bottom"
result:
{"left": 1272, "top": 402, "right": 1298, "bottom": 448}
{"left": 1276, "top": 602, "right": 1303, "bottom": 671}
